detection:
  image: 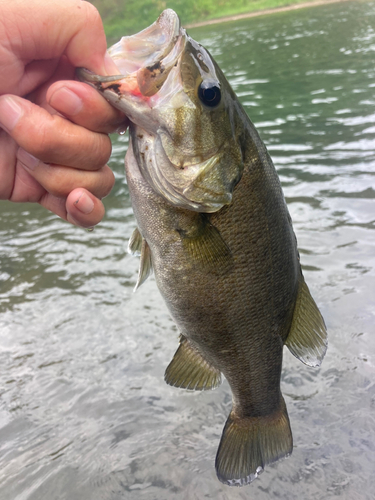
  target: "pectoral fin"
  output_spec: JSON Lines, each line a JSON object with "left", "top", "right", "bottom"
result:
{"left": 285, "top": 275, "right": 327, "bottom": 367}
{"left": 165, "top": 335, "right": 222, "bottom": 391}
{"left": 180, "top": 216, "right": 234, "bottom": 273}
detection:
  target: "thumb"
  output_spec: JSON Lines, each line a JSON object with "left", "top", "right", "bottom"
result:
{"left": 0, "top": 0, "right": 116, "bottom": 96}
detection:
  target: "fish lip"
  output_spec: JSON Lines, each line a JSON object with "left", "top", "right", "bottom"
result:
{"left": 76, "top": 67, "right": 125, "bottom": 84}
{"left": 107, "top": 9, "right": 181, "bottom": 74}
{"left": 76, "top": 9, "right": 182, "bottom": 94}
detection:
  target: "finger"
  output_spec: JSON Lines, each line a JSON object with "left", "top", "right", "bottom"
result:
{"left": 2, "top": 0, "right": 117, "bottom": 96}
{"left": 26, "top": 58, "right": 127, "bottom": 133}
{"left": 47, "top": 80, "right": 128, "bottom": 134}
{"left": 38, "top": 188, "right": 106, "bottom": 228}
{"left": 66, "top": 189, "right": 106, "bottom": 228}
{"left": 16, "top": 148, "right": 115, "bottom": 200}
{"left": 0, "top": 95, "right": 112, "bottom": 170}
{"left": 0, "top": 129, "right": 18, "bottom": 200}
{"left": 0, "top": 125, "right": 48, "bottom": 204}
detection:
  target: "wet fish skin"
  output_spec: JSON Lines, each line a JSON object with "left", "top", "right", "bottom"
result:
{"left": 78, "top": 9, "right": 327, "bottom": 486}
{"left": 125, "top": 108, "right": 298, "bottom": 486}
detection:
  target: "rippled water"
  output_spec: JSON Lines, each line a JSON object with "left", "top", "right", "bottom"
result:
{"left": 1, "top": 2, "right": 374, "bottom": 499}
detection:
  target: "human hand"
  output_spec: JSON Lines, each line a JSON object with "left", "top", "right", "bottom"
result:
{"left": 0, "top": 0, "right": 127, "bottom": 227}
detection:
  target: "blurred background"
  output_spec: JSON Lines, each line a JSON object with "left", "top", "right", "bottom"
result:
{"left": 88, "top": 0, "right": 336, "bottom": 41}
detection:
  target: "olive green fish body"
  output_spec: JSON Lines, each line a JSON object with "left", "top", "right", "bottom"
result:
{"left": 78, "top": 8, "right": 327, "bottom": 486}
{"left": 126, "top": 117, "right": 298, "bottom": 483}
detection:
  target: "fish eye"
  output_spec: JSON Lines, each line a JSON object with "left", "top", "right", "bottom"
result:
{"left": 198, "top": 83, "right": 221, "bottom": 107}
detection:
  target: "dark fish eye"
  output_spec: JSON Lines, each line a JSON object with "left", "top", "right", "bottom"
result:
{"left": 198, "top": 83, "right": 221, "bottom": 107}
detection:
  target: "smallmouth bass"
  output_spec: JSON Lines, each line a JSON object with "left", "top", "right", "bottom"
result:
{"left": 78, "top": 9, "right": 327, "bottom": 486}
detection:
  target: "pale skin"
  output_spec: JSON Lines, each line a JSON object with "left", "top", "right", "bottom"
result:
{"left": 0, "top": 0, "right": 128, "bottom": 227}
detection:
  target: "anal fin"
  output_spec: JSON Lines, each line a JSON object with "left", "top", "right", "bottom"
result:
{"left": 164, "top": 335, "right": 222, "bottom": 391}
{"left": 215, "top": 397, "right": 292, "bottom": 486}
{"left": 285, "top": 275, "right": 327, "bottom": 367}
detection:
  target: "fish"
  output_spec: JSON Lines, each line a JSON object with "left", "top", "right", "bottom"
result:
{"left": 77, "top": 9, "right": 327, "bottom": 486}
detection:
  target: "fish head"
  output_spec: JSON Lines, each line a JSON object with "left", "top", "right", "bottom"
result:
{"left": 78, "top": 9, "right": 244, "bottom": 212}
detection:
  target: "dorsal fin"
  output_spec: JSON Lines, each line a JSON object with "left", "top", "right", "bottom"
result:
{"left": 285, "top": 275, "right": 327, "bottom": 367}
{"left": 165, "top": 335, "right": 222, "bottom": 391}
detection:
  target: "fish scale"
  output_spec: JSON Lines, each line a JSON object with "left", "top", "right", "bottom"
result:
{"left": 77, "top": 8, "right": 327, "bottom": 486}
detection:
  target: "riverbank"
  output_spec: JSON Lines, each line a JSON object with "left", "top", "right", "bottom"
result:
{"left": 185, "top": 0, "right": 352, "bottom": 29}
{"left": 90, "top": 0, "right": 355, "bottom": 40}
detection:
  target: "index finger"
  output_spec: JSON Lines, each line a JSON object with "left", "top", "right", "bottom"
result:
{"left": 0, "top": 95, "right": 112, "bottom": 170}
{"left": 47, "top": 80, "right": 129, "bottom": 134}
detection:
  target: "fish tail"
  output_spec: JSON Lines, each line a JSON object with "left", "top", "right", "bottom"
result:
{"left": 215, "top": 396, "right": 292, "bottom": 486}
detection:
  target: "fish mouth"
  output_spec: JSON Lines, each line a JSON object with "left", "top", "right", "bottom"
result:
{"left": 77, "top": 9, "right": 184, "bottom": 98}
{"left": 77, "top": 10, "right": 238, "bottom": 214}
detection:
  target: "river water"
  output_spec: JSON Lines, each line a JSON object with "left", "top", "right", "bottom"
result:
{"left": 0, "top": 1, "right": 374, "bottom": 499}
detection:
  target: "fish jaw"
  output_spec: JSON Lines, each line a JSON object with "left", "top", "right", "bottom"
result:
{"left": 77, "top": 9, "right": 186, "bottom": 130}
{"left": 77, "top": 9, "right": 244, "bottom": 213}
{"left": 108, "top": 8, "right": 181, "bottom": 87}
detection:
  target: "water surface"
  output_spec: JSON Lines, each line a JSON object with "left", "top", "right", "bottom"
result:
{"left": 0, "top": 1, "right": 374, "bottom": 499}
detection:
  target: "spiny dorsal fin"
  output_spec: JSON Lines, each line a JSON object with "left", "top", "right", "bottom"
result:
{"left": 215, "top": 397, "right": 292, "bottom": 486}
{"left": 285, "top": 275, "right": 327, "bottom": 367}
{"left": 134, "top": 237, "right": 152, "bottom": 291}
{"left": 164, "top": 335, "right": 222, "bottom": 391}
{"left": 181, "top": 219, "right": 234, "bottom": 273}
{"left": 128, "top": 227, "right": 143, "bottom": 255}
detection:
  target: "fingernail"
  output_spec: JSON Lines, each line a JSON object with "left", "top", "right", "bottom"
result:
{"left": 104, "top": 52, "right": 120, "bottom": 75}
{"left": 49, "top": 87, "right": 83, "bottom": 116}
{"left": 0, "top": 96, "right": 23, "bottom": 133}
{"left": 74, "top": 191, "right": 94, "bottom": 214}
{"left": 17, "top": 148, "right": 40, "bottom": 170}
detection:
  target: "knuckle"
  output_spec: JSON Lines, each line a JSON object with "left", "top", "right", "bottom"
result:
{"left": 90, "top": 135, "right": 112, "bottom": 168}
{"left": 24, "top": 121, "right": 55, "bottom": 160}
{"left": 42, "top": 167, "right": 71, "bottom": 198}
{"left": 101, "top": 166, "right": 116, "bottom": 197}
{"left": 83, "top": 1, "right": 102, "bottom": 25}
{"left": 90, "top": 165, "right": 115, "bottom": 199}
{"left": 25, "top": 113, "right": 112, "bottom": 170}
{"left": 80, "top": 1, "right": 105, "bottom": 39}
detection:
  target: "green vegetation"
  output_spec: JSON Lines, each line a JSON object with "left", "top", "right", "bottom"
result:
{"left": 88, "top": 0, "right": 321, "bottom": 41}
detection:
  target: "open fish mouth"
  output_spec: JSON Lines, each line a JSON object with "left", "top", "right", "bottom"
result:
{"left": 77, "top": 9, "right": 185, "bottom": 98}
{"left": 77, "top": 9, "right": 242, "bottom": 213}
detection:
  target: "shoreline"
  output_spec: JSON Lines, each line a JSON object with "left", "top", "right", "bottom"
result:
{"left": 185, "top": 0, "right": 351, "bottom": 29}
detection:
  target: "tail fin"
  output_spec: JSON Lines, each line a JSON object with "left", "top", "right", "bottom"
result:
{"left": 215, "top": 397, "right": 292, "bottom": 486}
